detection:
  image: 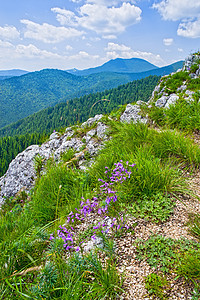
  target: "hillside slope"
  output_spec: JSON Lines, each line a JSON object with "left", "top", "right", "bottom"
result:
{"left": 0, "top": 53, "right": 199, "bottom": 300}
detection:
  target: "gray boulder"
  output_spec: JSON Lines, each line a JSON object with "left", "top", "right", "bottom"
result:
{"left": 85, "top": 128, "right": 96, "bottom": 143}
{"left": 81, "top": 114, "right": 103, "bottom": 128}
{"left": 155, "top": 95, "right": 168, "bottom": 108}
{"left": 0, "top": 145, "right": 40, "bottom": 205}
{"left": 96, "top": 122, "right": 108, "bottom": 139}
{"left": 165, "top": 94, "right": 179, "bottom": 109}
{"left": 120, "top": 104, "right": 147, "bottom": 123}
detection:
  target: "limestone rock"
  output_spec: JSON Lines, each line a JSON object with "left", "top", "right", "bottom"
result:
{"left": 49, "top": 132, "right": 60, "bottom": 140}
{"left": 96, "top": 122, "right": 108, "bottom": 139}
{"left": 81, "top": 114, "right": 103, "bottom": 128}
{"left": 177, "top": 84, "right": 187, "bottom": 92}
{"left": 82, "top": 236, "right": 104, "bottom": 252}
{"left": 0, "top": 145, "right": 40, "bottom": 205}
{"left": 85, "top": 128, "right": 96, "bottom": 143}
{"left": 189, "top": 73, "right": 198, "bottom": 79}
{"left": 155, "top": 95, "right": 168, "bottom": 108}
{"left": 120, "top": 104, "right": 147, "bottom": 123}
{"left": 165, "top": 94, "right": 179, "bottom": 109}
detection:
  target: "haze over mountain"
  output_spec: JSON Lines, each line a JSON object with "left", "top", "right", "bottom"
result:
{"left": 0, "top": 59, "right": 183, "bottom": 129}
{"left": 0, "top": 69, "right": 29, "bottom": 78}
{"left": 67, "top": 57, "right": 159, "bottom": 76}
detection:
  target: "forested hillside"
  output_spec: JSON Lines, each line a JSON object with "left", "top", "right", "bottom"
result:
{"left": 0, "top": 62, "right": 182, "bottom": 129}
{"left": 0, "top": 76, "right": 159, "bottom": 138}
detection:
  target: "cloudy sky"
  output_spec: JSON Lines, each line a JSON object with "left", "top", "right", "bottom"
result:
{"left": 0, "top": 0, "right": 200, "bottom": 71}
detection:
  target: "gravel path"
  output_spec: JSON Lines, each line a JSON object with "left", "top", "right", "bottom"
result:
{"left": 115, "top": 134, "right": 200, "bottom": 299}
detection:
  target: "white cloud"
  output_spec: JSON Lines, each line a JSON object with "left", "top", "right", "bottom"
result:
{"left": 106, "top": 42, "right": 131, "bottom": 52}
{"left": 177, "top": 18, "right": 200, "bottom": 38}
{"left": 0, "top": 40, "right": 102, "bottom": 70}
{"left": 153, "top": 0, "right": 200, "bottom": 38}
{"left": 51, "top": 8, "right": 78, "bottom": 27}
{"left": 178, "top": 48, "right": 184, "bottom": 52}
{"left": 152, "top": 0, "right": 200, "bottom": 21}
{"left": 0, "top": 40, "right": 70, "bottom": 70}
{"left": 163, "top": 38, "right": 173, "bottom": 46}
{"left": 15, "top": 44, "right": 63, "bottom": 59}
{"left": 52, "top": 2, "right": 141, "bottom": 35}
{"left": 69, "top": 50, "right": 99, "bottom": 60}
{"left": 21, "top": 19, "right": 84, "bottom": 43}
{"left": 0, "top": 40, "right": 14, "bottom": 48}
{"left": 0, "top": 25, "right": 20, "bottom": 41}
{"left": 66, "top": 45, "right": 73, "bottom": 51}
{"left": 90, "top": 37, "right": 101, "bottom": 41}
{"left": 102, "top": 34, "right": 117, "bottom": 39}
{"left": 105, "top": 42, "right": 164, "bottom": 66}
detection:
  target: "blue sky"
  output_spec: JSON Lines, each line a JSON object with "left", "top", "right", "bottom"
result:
{"left": 0, "top": 0, "right": 200, "bottom": 71}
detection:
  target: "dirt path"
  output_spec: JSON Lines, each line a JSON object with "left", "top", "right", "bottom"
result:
{"left": 115, "top": 134, "right": 200, "bottom": 299}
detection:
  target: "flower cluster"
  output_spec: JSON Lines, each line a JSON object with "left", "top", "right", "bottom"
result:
{"left": 50, "top": 161, "right": 135, "bottom": 252}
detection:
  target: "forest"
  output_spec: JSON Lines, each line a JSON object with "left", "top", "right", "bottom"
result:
{"left": 0, "top": 76, "right": 159, "bottom": 137}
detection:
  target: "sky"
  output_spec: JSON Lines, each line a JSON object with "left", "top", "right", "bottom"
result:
{"left": 0, "top": 0, "right": 200, "bottom": 71}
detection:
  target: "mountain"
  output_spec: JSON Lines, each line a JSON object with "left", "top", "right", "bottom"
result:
{"left": 0, "top": 69, "right": 29, "bottom": 77}
{"left": 0, "top": 76, "right": 159, "bottom": 138}
{"left": 0, "top": 61, "right": 183, "bottom": 129}
{"left": 67, "top": 57, "right": 158, "bottom": 76}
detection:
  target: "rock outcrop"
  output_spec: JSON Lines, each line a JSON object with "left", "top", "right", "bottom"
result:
{"left": 0, "top": 103, "right": 149, "bottom": 205}
{"left": 0, "top": 114, "right": 113, "bottom": 205}
{"left": 120, "top": 102, "right": 147, "bottom": 124}
{"left": 150, "top": 52, "right": 200, "bottom": 109}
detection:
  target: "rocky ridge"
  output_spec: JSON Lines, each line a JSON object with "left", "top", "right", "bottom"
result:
{"left": 0, "top": 104, "right": 148, "bottom": 205}
{"left": 148, "top": 52, "right": 200, "bottom": 109}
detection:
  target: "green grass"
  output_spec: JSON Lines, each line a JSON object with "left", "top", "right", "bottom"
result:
{"left": 130, "top": 192, "right": 175, "bottom": 223}
{"left": 143, "top": 95, "right": 200, "bottom": 133}
{"left": 145, "top": 273, "right": 169, "bottom": 299}
{"left": 31, "top": 165, "right": 87, "bottom": 224}
{"left": 159, "top": 71, "right": 190, "bottom": 95}
{"left": 135, "top": 234, "right": 200, "bottom": 273}
{"left": 1, "top": 115, "right": 200, "bottom": 298}
{"left": 188, "top": 214, "right": 200, "bottom": 240}
{"left": 165, "top": 96, "right": 200, "bottom": 132}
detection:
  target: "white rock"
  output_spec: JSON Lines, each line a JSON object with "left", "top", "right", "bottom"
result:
{"left": 81, "top": 114, "right": 103, "bottom": 128}
{"left": 85, "top": 128, "right": 96, "bottom": 143}
{"left": 49, "top": 132, "right": 60, "bottom": 140}
{"left": 120, "top": 104, "right": 147, "bottom": 123}
{"left": 155, "top": 95, "right": 168, "bottom": 108}
{"left": 96, "top": 122, "right": 108, "bottom": 139}
{"left": 164, "top": 94, "right": 179, "bottom": 109}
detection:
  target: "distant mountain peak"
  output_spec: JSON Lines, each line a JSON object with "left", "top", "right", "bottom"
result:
{"left": 66, "top": 57, "right": 158, "bottom": 76}
{"left": 0, "top": 69, "right": 29, "bottom": 77}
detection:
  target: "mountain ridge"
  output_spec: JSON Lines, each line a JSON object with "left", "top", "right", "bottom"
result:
{"left": 67, "top": 57, "right": 159, "bottom": 75}
{"left": 0, "top": 61, "right": 183, "bottom": 129}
